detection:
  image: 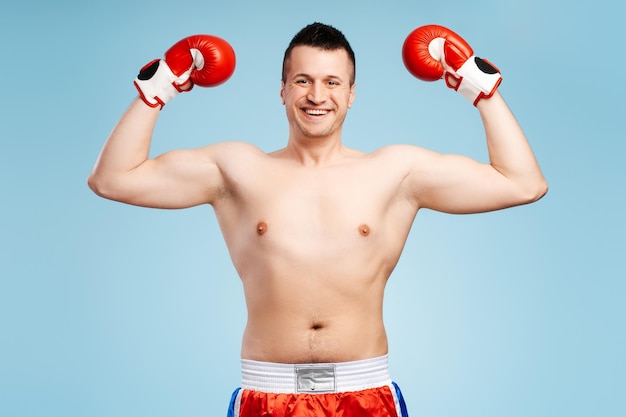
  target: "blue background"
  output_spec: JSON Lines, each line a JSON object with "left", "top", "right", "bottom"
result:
{"left": 1, "top": 1, "right": 624, "bottom": 416}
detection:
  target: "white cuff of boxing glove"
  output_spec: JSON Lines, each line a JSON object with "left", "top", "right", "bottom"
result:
{"left": 447, "top": 56, "right": 502, "bottom": 106}
{"left": 134, "top": 59, "right": 190, "bottom": 108}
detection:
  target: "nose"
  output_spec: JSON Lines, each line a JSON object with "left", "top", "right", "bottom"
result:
{"left": 306, "top": 81, "right": 327, "bottom": 105}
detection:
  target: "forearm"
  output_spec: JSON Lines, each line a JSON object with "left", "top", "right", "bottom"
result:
{"left": 477, "top": 92, "right": 548, "bottom": 200}
{"left": 88, "top": 98, "right": 159, "bottom": 195}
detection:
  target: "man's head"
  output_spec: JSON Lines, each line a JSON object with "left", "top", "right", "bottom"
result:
{"left": 282, "top": 23, "right": 356, "bottom": 86}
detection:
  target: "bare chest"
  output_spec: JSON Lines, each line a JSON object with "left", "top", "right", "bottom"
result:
{"left": 213, "top": 154, "right": 419, "bottom": 273}
{"left": 218, "top": 163, "right": 412, "bottom": 254}
{"left": 251, "top": 169, "right": 391, "bottom": 236}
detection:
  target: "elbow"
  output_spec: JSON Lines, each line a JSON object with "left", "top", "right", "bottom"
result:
{"left": 87, "top": 172, "right": 104, "bottom": 197}
{"left": 522, "top": 177, "right": 549, "bottom": 205}
{"left": 537, "top": 178, "right": 549, "bottom": 200}
{"left": 87, "top": 171, "right": 115, "bottom": 200}
{"left": 87, "top": 171, "right": 138, "bottom": 205}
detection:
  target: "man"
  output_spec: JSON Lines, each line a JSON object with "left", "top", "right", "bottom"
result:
{"left": 88, "top": 23, "right": 547, "bottom": 417}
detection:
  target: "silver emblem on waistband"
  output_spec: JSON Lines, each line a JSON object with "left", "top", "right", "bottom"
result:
{"left": 295, "top": 364, "right": 336, "bottom": 393}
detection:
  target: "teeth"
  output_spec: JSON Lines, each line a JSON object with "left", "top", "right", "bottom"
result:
{"left": 305, "top": 109, "right": 329, "bottom": 115}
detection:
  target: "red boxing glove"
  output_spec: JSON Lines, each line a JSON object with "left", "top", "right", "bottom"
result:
{"left": 134, "top": 34, "right": 236, "bottom": 108}
{"left": 402, "top": 25, "right": 501, "bottom": 106}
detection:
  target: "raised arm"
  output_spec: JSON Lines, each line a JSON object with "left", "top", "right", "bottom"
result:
{"left": 87, "top": 35, "right": 236, "bottom": 209}
{"left": 401, "top": 25, "right": 547, "bottom": 214}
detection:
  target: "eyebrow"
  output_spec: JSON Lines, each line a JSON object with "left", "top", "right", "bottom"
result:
{"left": 292, "top": 73, "right": 344, "bottom": 82}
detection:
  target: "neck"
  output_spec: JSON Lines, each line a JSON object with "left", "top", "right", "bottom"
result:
{"left": 284, "top": 132, "right": 348, "bottom": 167}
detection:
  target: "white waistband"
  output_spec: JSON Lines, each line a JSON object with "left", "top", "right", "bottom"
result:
{"left": 241, "top": 355, "right": 392, "bottom": 394}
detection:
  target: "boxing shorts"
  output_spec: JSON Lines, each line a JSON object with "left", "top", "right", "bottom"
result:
{"left": 227, "top": 355, "right": 409, "bottom": 416}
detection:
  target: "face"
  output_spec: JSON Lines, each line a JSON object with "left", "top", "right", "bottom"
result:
{"left": 280, "top": 46, "right": 355, "bottom": 141}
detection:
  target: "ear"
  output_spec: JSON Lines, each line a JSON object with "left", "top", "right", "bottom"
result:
{"left": 348, "top": 83, "right": 356, "bottom": 108}
{"left": 280, "top": 80, "right": 286, "bottom": 105}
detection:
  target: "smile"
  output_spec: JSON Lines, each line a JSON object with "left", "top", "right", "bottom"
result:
{"left": 304, "top": 109, "right": 330, "bottom": 116}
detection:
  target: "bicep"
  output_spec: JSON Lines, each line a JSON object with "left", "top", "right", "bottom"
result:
{"left": 121, "top": 148, "right": 225, "bottom": 209}
{"left": 409, "top": 151, "right": 525, "bottom": 214}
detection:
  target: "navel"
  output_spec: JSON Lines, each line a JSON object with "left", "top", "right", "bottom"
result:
{"left": 256, "top": 221, "right": 268, "bottom": 236}
{"left": 358, "top": 224, "right": 370, "bottom": 237}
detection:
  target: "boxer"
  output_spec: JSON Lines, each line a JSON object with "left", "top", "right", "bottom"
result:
{"left": 89, "top": 23, "right": 547, "bottom": 416}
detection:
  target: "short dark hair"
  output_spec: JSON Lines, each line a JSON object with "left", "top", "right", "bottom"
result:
{"left": 282, "top": 22, "right": 356, "bottom": 85}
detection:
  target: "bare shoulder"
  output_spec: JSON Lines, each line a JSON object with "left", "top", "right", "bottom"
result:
{"left": 192, "top": 141, "right": 270, "bottom": 173}
{"left": 198, "top": 140, "right": 267, "bottom": 159}
{"left": 368, "top": 143, "right": 439, "bottom": 166}
{"left": 368, "top": 144, "right": 452, "bottom": 205}
{"left": 371, "top": 143, "right": 428, "bottom": 155}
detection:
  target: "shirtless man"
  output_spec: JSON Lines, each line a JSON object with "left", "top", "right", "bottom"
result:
{"left": 88, "top": 23, "right": 547, "bottom": 417}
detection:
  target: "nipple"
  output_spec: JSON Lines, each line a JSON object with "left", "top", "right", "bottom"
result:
{"left": 358, "top": 224, "right": 370, "bottom": 236}
{"left": 256, "top": 221, "right": 268, "bottom": 236}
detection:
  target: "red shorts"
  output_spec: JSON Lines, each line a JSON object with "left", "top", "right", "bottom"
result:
{"left": 227, "top": 355, "right": 408, "bottom": 416}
